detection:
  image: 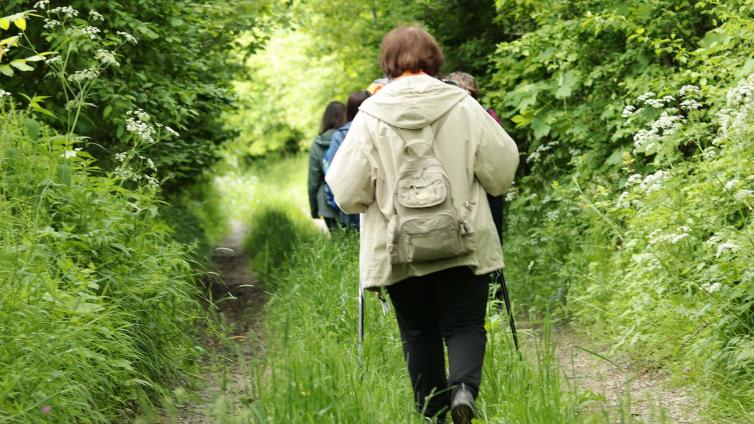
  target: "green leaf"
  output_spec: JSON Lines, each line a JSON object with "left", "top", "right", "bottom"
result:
{"left": 10, "top": 60, "right": 34, "bottom": 72}
{"left": 555, "top": 70, "right": 581, "bottom": 99}
{"left": 531, "top": 116, "right": 552, "bottom": 139}
{"left": 0, "top": 64, "right": 13, "bottom": 77}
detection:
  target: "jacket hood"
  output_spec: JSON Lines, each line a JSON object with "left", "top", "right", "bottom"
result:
{"left": 315, "top": 128, "right": 337, "bottom": 147}
{"left": 358, "top": 74, "right": 468, "bottom": 130}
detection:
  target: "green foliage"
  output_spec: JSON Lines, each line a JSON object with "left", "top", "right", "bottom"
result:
{"left": 1, "top": 0, "right": 273, "bottom": 192}
{"left": 493, "top": 1, "right": 754, "bottom": 418}
{"left": 0, "top": 108, "right": 203, "bottom": 422}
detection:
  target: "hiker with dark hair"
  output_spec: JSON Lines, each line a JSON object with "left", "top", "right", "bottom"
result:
{"left": 326, "top": 26, "right": 519, "bottom": 424}
{"left": 308, "top": 101, "right": 346, "bottom": 230}
{"left": 322, "top": 90, "right": 372, "bottom": 230}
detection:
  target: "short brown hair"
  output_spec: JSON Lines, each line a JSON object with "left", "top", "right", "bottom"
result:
{"left": 379, "top": 26, "right": 444, "bottom": 78}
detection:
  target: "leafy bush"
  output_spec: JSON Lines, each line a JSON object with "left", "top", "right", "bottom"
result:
{"left": 0, "top": 107, "right": 202, "bottom": 422}
{"left": 1, "top": 1, "right": 273, "bottom": 192}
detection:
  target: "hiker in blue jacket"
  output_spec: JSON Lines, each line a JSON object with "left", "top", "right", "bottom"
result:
{"left": 308, "top": 101, "right": 346, "bottom": 230}
{"left": 322, "top": 90, "right": 372, "bottom": 230}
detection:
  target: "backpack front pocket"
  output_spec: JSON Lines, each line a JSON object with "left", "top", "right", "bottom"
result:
{"left": 392, "top": 213, "right": 470, "bottom": 264}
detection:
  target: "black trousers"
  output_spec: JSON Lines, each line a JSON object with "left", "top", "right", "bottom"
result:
{"left": 387, "top": 267, "right": 490, "bottom": 419}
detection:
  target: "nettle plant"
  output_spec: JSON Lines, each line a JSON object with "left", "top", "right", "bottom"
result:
{"left": 2, "top": 3, "right": 179, "bottom": 193}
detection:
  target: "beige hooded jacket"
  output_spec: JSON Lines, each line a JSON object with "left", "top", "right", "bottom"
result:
{"left": 325, "top": 74, "right": 519, "bottom": 288}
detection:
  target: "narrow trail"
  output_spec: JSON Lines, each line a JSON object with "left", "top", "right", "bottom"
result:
{"left": 164, "top": 219, "right": 704, "bottom": 423}
{"left": 554, "top": 330, "right": 704, "bottom": 423}
{"left": 173, "top": 220, "right": 266, "bottom": 423}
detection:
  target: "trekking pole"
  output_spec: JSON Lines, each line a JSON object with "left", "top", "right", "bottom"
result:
{"left": 495, "top": 270, "right": 520, "bottom": 353}
{"left": 357, "top": 283, "right": 365, "bottom": 368}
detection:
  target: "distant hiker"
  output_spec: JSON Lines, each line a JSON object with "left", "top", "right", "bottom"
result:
{"left": 308, "top": 101, "right": 346, "bottom": 230}
{"left": 322, "top": 90, "right": 371, "bottom": 230}
{"left": 445, "top": 71, "right": 505, "bottom": 242}
{"left": 326, "top": 26, "right": 519, "bottom": 424}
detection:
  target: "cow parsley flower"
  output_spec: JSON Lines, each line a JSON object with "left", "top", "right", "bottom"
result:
{"left": 34, "top": 0, "right": 49, "bottom": 9}
{"left": 89, "top": 10, "right": 104, "bottom": 22}
{"left": 117, "top": 31, "right": 137, "bottom": 44}
{"left": 622, "top": 105, "right": 636, "bottom": 118}
{"left": 68, "top": 68, "right": 97, "bottom": 84}
{"left": 680, "top": 99, "right": 702, "bottom": 110}
{"left": 679, "top": 85, "right": 700, "bottom": 97}
{"left": 43, "top": 19, "right": 61, "bottom": 29}
{"left": 126, "top": 110, "right": 156, "bottom": 143}
{"left": 637, "top": 92, "right": 656, "bottom": 103}
{"left": 80, "top": 26, "right": 101, "bottom": 40}
{"left": 0, "top": 90, "right": 10, "bottom": 97}
{"left": 715, "top": 242, "right": 738, "bottom": 257}
{"left": 50, "top": 6, "right": 78, "bottom": 18}
{"left": 61, "top": 148, "right": 82, "bottom": 159}
{"left": 639, "top": 170, "right": 669, "bottom": 193}
{"left": 114, "top": 152, "right": 127, "bottom": 162}
{"left": 95, "top": 49, "right": 119, "bottom": 67}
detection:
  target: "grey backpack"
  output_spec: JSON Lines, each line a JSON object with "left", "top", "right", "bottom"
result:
{"left": 387, "top": 124, "right": 473, "bottom": 264}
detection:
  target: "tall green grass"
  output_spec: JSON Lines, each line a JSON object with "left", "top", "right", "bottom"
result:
{"left": 0, "top": 110, "right": 202, "bottom": 422}
{"left": 225, "top": 156, "right": 647, "bottom": 423}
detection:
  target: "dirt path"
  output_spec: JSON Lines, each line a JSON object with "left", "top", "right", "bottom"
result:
{"left": 554, "top": 329, "right": 704, "bottom": 423}
{"left": 169, "top": 220, "right": 266, "bottom": 423}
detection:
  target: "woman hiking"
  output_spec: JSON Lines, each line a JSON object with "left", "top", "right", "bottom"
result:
{"left": 307, "top": 101, "right": 346, "bottom": 230}
{"left": 326, "top": 26, "right": 519, "bottom": 424}
{"left": 322, "top": 90, "right": 372, "bottom": 230}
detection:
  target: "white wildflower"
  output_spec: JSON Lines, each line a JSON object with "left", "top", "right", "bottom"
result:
{"left": 80, "top": 26, "right": 101, "bottom": 40}
{"left": 95, "top": 49, "right": 119, "bottom": 67}
{"left": 117, "top": 31, "right": 137, "bottom": 44}
{"left": 164, "top": 126, "right": 179, "bottom": 137}
{"left": 616, "top": 191, "right": 630, "bottom": 208}
{"left": 645, "top": 98, "right": 664, "bottom": 108}
{"left": 639, "top": 169, "right": 669, "bottom": 193}
{"left": 715, "top": 241, "right": 738, "bottom": 257}
{"left": 651, "top": 111, "right": 684, "bottom": 133}
{"left": 34, "top": 0, "right": 49, "bottom": 9}
{"left": 680, "top": 99, "right": 702, "bottom": 111}
{"left": 527, "top": 143, "right": 555, "bottom": 164}
{"left": 144, "top": 174, "right": 159, "bottom": 191}
{"left": 701, "top": 282, "right": 721, "bottom": 294}
{"left": 724, "top": 179, "right": 739, "bottom": 191}
{"left": 622, "top": 105, "right": 636, "bottom": 118}
{"left": 114, "top": 152, "right": 127, "bottom": 162}
{"left": 0, "top": 90, "right": 10, "bottom": 97}
{"left": 68, "top": 68, "right": 97, "bottom": 84}
{"left": 626, "top": 174, "right": 643, "bottom": 186}
{"left": 504, "top": 189, "right": 517, "bottom": 202}
{"left": 146, "top": 158, "right": 156, "bottom": 170}
{"left": 126, "top": 110, "right": 156, "bottom": 144}
{"left": 50, "top": 6, "right": 78, "bottom": 18}
{"left": 679, "top": 85, "right": 700, "bottom": 97}
{"left": 546, "top": 210, "right": 560, "bottom": 222}
{"left": 662, "top": 95, "right": 676, "bottom": 103}
{"left": 45, "top": 55, "right": 62, "bottom": 65}
{"left": 633, "top": 128, "right": 659, "bottom": 150}
{"left": 61, "top": 148, "right": 82, "bottom": 159}
{"left": 637, "top": 92, "right": 656, "bottom": 102}
{"left": 702, "top": 148, "right": 718, "bottom": 160}
{"left": 43, "top": 19, "right": 61, "bottom": 29}
{"left": 88, "top": 10, "right": 104, "bottom": 22}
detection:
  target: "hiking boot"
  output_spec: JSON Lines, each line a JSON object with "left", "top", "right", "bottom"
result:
{"left": 450, "top": 384, "right": 475, "bottom": 424}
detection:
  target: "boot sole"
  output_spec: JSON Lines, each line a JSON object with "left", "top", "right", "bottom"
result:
{"left": 451, "top": 404, "right": 474, "bottom": 424}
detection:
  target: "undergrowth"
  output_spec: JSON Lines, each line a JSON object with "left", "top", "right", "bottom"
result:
{"left": 0, "top": 109, "right": 202, "bottom": 423}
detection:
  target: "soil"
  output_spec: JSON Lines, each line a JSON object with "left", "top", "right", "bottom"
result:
{"left": 554, "top": 328, "right": 705, "bottom": 423}
{"left": 169, "top": 220, "right": 267, "bottom": 423}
